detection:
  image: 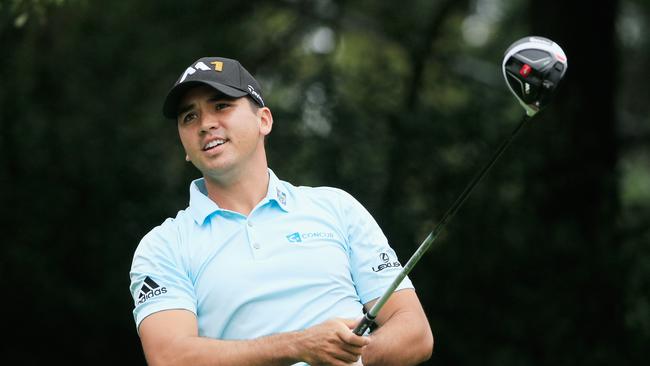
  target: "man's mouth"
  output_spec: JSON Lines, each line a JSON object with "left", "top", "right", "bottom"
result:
{"left": 203, "top": 139, "right": 227, "bottom": 151}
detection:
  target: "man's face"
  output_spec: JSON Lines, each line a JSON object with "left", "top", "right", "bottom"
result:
{"left": 176, "top": 85, "right": 272, "bottom": 179}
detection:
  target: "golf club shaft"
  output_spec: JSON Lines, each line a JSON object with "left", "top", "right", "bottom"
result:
{"left": 353, "top": 114, "right": 531, "bottom": 336}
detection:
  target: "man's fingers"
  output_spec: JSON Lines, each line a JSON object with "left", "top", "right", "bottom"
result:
{"left": 338, "top": 342, "right": 365, "bottom": 355}
{"left": 342, "top": 318, "right": 360, "bottom": 329}
{"left": 317, "top": 338, "right": 362, "bottom": 365}
{"left": 299, "top": 318, "right": 369, "bottom": 365}
{"left": 337, "top": 320, "right": 370, "bottom": 347}
{"left": 341, "top": 333, "right": 369, "bottom": 347}
{"left": 330, "top": 348, "right": 361, "bottom": 364}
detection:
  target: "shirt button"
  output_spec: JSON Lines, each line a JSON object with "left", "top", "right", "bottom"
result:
{"left": 253, "top": 242, "right": 261, "bottom": 249}
{"left": 247, "top": 221, "right": 254, "bottom": 227}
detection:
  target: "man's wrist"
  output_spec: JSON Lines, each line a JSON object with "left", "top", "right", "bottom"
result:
{"left": 255, "top": 330, "right": 304, "bottom": 365}
{"left": 283, "top": 330, "right": 306, "bottom": 363}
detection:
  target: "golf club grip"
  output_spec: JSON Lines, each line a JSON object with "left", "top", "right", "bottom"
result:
{"left": 353, "top": 312, "right": 376, "bottom": 336}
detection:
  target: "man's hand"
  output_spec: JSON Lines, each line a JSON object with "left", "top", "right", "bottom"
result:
{"left": 294, "top": 318, "right": 370, "bottom": 366}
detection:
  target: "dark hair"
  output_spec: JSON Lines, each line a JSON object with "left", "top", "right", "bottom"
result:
{"left": 246, "top": 96, "right": 261, "bottom": 112}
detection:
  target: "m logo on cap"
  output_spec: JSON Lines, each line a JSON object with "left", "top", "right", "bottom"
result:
{"left": 179, "top": 61, "right": 224, "bottom": 83}
{"left": 179, "top": 61, "right": 209, "bottom": 83}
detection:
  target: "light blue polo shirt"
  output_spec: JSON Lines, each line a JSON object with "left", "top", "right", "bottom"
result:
{"left": 130, "top": 169, "right": 414, "bottom": 342}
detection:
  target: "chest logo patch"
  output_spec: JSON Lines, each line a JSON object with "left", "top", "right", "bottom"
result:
{"left": 286, "top": 231, "right": 335, "bottom": 243}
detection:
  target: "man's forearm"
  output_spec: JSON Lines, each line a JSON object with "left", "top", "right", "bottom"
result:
{"left": 143, "top": 317, "right": 369, "bottom": 366}
{"left": 149, "top": 331, "right": 303, "bottom": 366}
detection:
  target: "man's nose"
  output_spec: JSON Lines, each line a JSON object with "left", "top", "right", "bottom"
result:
{"left": 199, "top": 110, "right": 220, "bottom": 132}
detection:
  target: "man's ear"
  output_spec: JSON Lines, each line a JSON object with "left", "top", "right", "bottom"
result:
{"left": 259, "top": 107, "right": 273, "bottom": 136}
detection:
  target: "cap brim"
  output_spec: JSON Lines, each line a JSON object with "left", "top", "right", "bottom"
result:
{"left": 162, "top": 80, "right": 248, "bottom": 119}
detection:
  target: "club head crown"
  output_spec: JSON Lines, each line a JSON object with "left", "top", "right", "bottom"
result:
{"left": 502, "top": 36, "right": 568, "bottom": 116}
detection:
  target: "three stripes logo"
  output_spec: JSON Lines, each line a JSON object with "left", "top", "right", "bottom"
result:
{"left": 137, "top": 276, "right": 167, "bottom": 305}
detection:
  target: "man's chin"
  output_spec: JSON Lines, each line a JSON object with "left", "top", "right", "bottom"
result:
{"left": 200, "top": 163, "right": 237, "bottom": 181}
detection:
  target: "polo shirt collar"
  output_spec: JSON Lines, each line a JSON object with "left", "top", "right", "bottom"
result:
{"left": 188, "top": 178, "right": 218, "bottom": 225}
{"left": 266, "top": 168, "right": 291, "bottom": 213}
{"left": 188, "top": 168, "right": 291, "bottom": 225}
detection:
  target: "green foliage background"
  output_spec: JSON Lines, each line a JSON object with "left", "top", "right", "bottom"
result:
{"left": 1, "top": 0, "right": 649, "bottom": 364}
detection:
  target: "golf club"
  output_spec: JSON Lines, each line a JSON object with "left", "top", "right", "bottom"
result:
{"left": 353, "top": 36, "right": 568, "bottom": 336}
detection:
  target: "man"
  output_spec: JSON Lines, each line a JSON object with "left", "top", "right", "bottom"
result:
{"left": 129, "top": 56, "right": 433, "bottom": 366}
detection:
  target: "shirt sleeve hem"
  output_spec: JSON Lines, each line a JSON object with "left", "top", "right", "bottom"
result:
{"left": 358, "top": 278, "right": 415, "bottom": 305}
{"left": 134, "top": 301, "right": 197, "bottom": 333}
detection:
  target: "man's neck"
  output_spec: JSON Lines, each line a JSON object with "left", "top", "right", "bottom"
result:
{"left": 203, "top": 165, "right": 270, "bottom": 216}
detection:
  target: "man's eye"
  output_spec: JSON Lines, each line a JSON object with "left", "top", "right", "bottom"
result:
{"left": 215, "top": 103, "right": 230, "bottom": 111}
{"left": 182, "top": 112, "right": 197, "bottom": 123}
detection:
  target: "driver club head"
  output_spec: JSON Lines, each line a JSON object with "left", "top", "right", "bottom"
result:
{"left": 502, "top": 36, "right": 568, "bottom": 117}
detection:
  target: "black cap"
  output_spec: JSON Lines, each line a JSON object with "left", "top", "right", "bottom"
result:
{"left": 162, "top": 56, "right": 265, "bottom": 119}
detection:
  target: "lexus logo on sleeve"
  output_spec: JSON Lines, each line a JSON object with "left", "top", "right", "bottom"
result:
{"left": 372, "top": 252, "right": 401, "bottom": 272}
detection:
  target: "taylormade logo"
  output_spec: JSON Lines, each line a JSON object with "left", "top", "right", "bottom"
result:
{"left": 247, "top": 85, "right": 264, "bottom": 106}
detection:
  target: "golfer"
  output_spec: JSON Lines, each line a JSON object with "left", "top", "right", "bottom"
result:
{"left": 129, "top": 56, "right": 433, "bottom": 366}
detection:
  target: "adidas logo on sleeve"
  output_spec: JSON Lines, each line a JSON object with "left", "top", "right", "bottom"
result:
{"left": 137, "top": 276, "right": 167, "bottom": 305}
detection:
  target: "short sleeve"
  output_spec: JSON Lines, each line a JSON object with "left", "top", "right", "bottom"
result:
{"left": 338, "top": 191, "right": 414, "bottom": 304}
{"left": 129, "top": 221, "right": 197, "bottom": 331}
